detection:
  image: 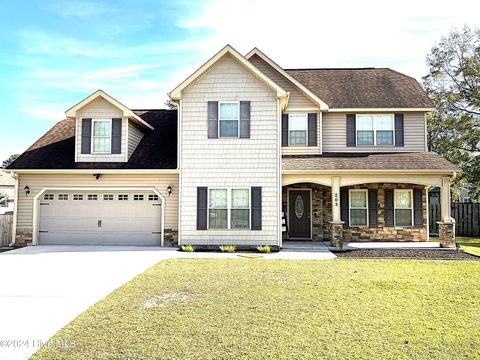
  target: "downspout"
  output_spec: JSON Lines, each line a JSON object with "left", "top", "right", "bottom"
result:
{"left": 9, "top": 172, "right": 18, "bottom": 246}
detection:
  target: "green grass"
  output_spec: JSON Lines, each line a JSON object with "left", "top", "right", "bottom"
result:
{"left": 455, "top": 237, "right": 480, "bottom": 256}
{"left": 431, "top": 236, "right": 480, "bottom": 256}
{"left": 32, "top": 259, "right": 480, "bottom": 360}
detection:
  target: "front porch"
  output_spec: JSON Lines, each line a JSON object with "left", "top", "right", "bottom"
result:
{"left": 282, "top": 177, "right": 456, "bottom": 248}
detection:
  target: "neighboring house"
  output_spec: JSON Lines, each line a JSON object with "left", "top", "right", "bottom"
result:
{"left": 6, "top": 45, "right": 458, "bottom": 248}
{"left": 0, "top": 170, "right": 15, "bottom": 214}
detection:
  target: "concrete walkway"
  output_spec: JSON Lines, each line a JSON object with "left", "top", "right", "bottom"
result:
{"left": 0, "top": 244, "right": 334, "bottom": 359}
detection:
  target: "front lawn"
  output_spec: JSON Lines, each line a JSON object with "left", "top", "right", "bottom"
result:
{"left": 32, "top": 259, "right": 480, "bottom": 359}
{"left": 431, "top": 236, "right": 480, "bottom": 256}
{"left": 456, "top": 236, "right": 480, "bottom": 256}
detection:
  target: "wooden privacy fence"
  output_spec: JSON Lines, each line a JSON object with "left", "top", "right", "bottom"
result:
{"left": 0, "top": 214, "right": 13, "bottom": 246}
{"left": 430, "top": 203, "right": 480, "bottom": 237}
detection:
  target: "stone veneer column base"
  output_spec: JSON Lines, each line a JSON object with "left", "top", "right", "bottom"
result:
{"left": 438, "top": 221, "right": 455, "bottom": 248}
{"left": 329, "top": 221, "right": 344, "bottom": 246}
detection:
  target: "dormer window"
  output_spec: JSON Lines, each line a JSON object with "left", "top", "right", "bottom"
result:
{"left": 92, "top": 119, "right": 112, "bottom": 154}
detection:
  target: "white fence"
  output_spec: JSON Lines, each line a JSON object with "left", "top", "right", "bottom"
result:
{"left": 0, "top": 214, "right": 13, "bottom": 246}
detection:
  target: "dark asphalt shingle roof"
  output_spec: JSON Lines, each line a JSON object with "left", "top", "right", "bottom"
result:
{"left": 8, "top": 110, "right": 177, "bottom": 169}
{"left": 286, "top": 68, "right": 434, "bottom": 109}
{"left": 282, "top": 152, "right": 458, "bottom": 171}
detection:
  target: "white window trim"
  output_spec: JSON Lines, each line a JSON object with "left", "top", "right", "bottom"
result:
{"left": 218, "top": 101, "right": 240, "bottom": 138}
{"left": 91, "top": 118, "right": 112, "bottom": 154}
{"left": 207, "top": 187, "right": 251, "bottom": 230}
{"left": 394, "top": 189, "right": 414, "bottom": 227}
{"left": 356, "top": 114, "right": 395, "bottom": 146}
{"left": 288, "top": 113, "right": 308, "bottom": 147}
{"left": 349, "top": 189, "right": 369, "bottom": 227}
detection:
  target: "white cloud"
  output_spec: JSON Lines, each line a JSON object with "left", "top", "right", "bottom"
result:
{"left": 177, "top": 0, "right": 480, "bottom": 79}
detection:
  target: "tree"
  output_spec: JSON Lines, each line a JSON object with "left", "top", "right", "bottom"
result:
{"left": 0, "top": 191, "right": 7, "bottom": 207}
{"left": 2, "top": 153, "right": 19, "bottom": 168}
{"left": 423, "top": 26, "right": 480, "bottom": 199}
{"left": 164, "top": 99, "right": 177, "bottom": 109}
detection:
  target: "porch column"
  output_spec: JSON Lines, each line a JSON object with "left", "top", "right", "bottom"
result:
{"left": 331, "top": 176, "right": 341, "bottom": 222}
{"left": 330, "top": 176, "right": 344, "bottom": 246}
{"left": 438, "top": 176, "right": 455, "bottom": 248}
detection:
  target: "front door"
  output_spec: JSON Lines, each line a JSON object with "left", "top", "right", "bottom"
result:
{"left": 289, "top": 190, "right": 311, "bottom": 239}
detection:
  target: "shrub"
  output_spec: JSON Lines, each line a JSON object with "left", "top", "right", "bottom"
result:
{"left": 219, "top": 245, "right": 236, "bottom": 253}
{"left": 181, "top": 245, "right": 195, "bottom": 252}
{"left": 257, "top": 245, "right": 271, "bottom": 253}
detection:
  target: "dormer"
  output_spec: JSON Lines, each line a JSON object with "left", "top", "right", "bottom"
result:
{"left": 66, "top": 90, "right": 153, "bottom": 163}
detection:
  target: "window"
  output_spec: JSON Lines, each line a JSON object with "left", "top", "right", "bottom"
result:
{"left": 349, "top": 190, "right": 368, "bottom": 226}
{"left": 394, "top": 190, "right": 413, "bottom": 226}
{"left": 73, "top": 194, "right": 84, "bottom": 201}
{"left": 87, "top": 194, "right": 98, "bottom": 201}
{"left": 208, "top": 188, "right": 250, "bottom": 229}
{"left": 219, "top": 102, "right": 239, "bottom": 137}
{"left": 58, "top": 194, "right": 68, "bottom": 200}
{"left": 209, "top": 189, "right": 228, "bottom": 228}
{"left": 118, "top": 194, "right": 128, "bottom": 201}
{"left": 231, "top": 189, "right": 250, "bottom": 229}
{"left": 288, "top": 114, "right": 308, "bottom": 146}
{"left": 133, "top": 194, "right": 144, "bottom": 201}
{"left": 103, "top": 194, "right": 114, "bottom": 201}
{"left": 44, "top": 194, "right": 54, "bottom": 200}
{"left": 148, "top": 194, "right": 159, "bottom": 201}
{"left": 356, "top": 114, "right": 394, "bottom": 146}
{"left": 92, "top": 119, "right": 112, "bottom": 153}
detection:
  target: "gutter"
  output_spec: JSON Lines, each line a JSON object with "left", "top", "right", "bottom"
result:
{"left": 9, "top": 172, "right": 18, "bottom": 247}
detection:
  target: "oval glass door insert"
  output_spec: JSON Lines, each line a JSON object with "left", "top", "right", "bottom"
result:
{"left": 294, "top": 195, "right": 304, "bottom": 219}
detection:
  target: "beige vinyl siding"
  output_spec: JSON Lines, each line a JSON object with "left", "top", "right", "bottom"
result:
{"left": 322, "top": 112, "right": 427, "bottom": 152}
{"left": 75, "top": 97, "right": 127, "bottom": 162}
{"left": 249, "top": 54, "right": 318, "bottom": 110}
{"left": 16, "top": 173, "right": 179, "bottom": 231}
{"left": 180, "top": 54, "right": 280, "bottom": 246}
{"left": 127, "top": 121, "right": 144, "bottom": 159}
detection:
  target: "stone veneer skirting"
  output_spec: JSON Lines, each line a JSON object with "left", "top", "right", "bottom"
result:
{"left": 283, "top": 183, "right": 428, "bottom": 242}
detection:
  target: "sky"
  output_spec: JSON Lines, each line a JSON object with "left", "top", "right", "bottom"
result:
{"left": 0, "top": 0, "right": 479, "bottom": 162}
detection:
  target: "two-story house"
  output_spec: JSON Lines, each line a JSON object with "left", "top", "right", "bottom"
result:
{"left": 6, "top": 45, "right": 458, "bottom": 248}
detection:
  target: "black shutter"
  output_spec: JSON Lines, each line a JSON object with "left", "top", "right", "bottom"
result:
{"left": 346, "top": 114, "right": 356, "bottom": 147}
{"left": 81, "top": 118, "right": 92, "bottom": 154}
{"left": 111, "top": 118, "right": 122, "bottom": 154}
{"left": 340, "top": 188, "right": 349, "bottom": 227}
{"left": 413, "top": 189, "right": 423, "bottom": 227}
{"left": 251, "top": 187, "right": 262, "bottom": 230}
{"left": 308, "top": 113, "right": 317, "bottom": 146}
{"left": 282, "top": 114, "right": 288, "bottom": 146}
{"left": 197, "top": 187, "right": 208, "bottom": 230}
{"left": 384, "top": 189, "right": 394, "bottom": 227}
{"left": 239, "top": 101, "right": 250, "bottom": 138}
{"left": 207, "top": 101, "right": 218, "bottom": 138}
{"left": 395, "top": 114, "right": 404, "bottom": 146}
{"left": 368, "top": 189, "right": 378, "bottom": 228}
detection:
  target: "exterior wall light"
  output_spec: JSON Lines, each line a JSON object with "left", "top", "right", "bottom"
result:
{"left": 24, "top": 186, "right": 31, "bottom": 197}
{"left": 167, "top": 185, "right": 172, "bottom": 197}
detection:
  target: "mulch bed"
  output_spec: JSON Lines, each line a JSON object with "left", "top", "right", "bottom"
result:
{"left": 332, "top": 248, "right": 479, "bottom": 260}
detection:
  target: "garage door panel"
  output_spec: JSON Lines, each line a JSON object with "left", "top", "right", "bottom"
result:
{"left": 39, "top": 191, "right": 162, "bottom": 246}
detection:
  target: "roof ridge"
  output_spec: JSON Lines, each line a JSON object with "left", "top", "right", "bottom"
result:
{"left": 284, "top": 67, "right": 378, "bottom": 71}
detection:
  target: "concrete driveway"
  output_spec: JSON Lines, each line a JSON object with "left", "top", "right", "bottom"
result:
{"left": 0, "top": 246, "right": 179, "bottom": 360}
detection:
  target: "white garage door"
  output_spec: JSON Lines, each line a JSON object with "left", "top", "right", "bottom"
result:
{"left": 39, "top": 191, "right": 162, "bottom": 246}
